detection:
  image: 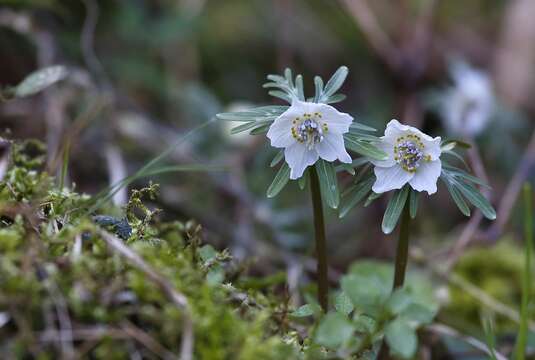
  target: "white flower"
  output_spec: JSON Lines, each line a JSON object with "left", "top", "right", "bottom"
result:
{"left": 266, "top": 100, "right": 353, "bottom": 179}
{"left": 371, "top": 120, "right": 442, "bottom": 195}
{"left": 441, "top": 62, "right": 493, "bottom": 137}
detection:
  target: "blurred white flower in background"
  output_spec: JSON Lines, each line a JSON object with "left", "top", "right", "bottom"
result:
{"left": 221, "top": 102, "right": 256, "bottom": 147}
{"left": 371, "top": 120, "right": 442, "bottom": 195}
{"left": 440, "top": 61, "right": 494, "bottom": 137}
{"left": 267, "top": 100, "right": 353, "bottom": 179}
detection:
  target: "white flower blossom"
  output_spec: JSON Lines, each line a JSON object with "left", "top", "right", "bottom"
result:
{"left": 441, "top": 62, "right": 493, "bottom": 137}
{"left": 267, "top": 100, "right": 353, "bottom": 179}
{"left": 371, "top": 120, "right": 442, "bottom": 195}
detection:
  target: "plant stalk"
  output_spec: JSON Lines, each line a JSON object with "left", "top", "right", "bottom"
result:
{"left": 309, "top": 167, "right": 329, "bottom": 312}
{"left": 393, "top": 200, "right": 411, "bottom": 289}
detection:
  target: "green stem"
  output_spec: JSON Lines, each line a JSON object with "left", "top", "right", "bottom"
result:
{"left": 309, "top": 167, "right": 328, "bottom": 312}
{"left": 514, "top": 183, "right": 533, "bottom": 360}
{"left": 393, "top": 200, "right": 411, "bottom": 289}
{"left": 378, "top": 200, "right": 413, "bottom": 359}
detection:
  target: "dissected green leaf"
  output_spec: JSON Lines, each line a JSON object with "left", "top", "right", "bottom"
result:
{"left": 334, "top": 291, "right": 354, "bottom": 316}
{"left": 399, "top": 303, "right": 437, "bottom": 326}
{"left": 341, "top": 273, "right": 390, "bottom": 316}
{"left": 385, "top": 318, "right": 417, "bottom": 359}
{"left": 381, "top": 186, "right": 409, "bottom": 234}
{"left": 266, "top": 163, "right": 290, "bottom": 198}
{"left": 291, "top": 304, "right": 320, "bottom": 318}
{"left": 314, "top": 312, "right": 355, "bottom": 349}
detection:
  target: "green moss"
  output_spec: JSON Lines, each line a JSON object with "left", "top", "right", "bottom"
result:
{"left": 446, "top": 241, "right": 534, "bottom": 331}
{"left": 0, "top": 141, "right": 300, "bottom": 359}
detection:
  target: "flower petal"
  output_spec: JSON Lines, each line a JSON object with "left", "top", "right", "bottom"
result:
{"left": 284, "top": 143, "right": 319, "bottom": 180}
{"left": 372, "top": 165, "right": 413, "bottom": 193}
{"left": 369, "top": 140, "right": 396, "bottom": 167}
{"left": 266, "top": 104, "right": 305, "bottom": 147}
{"left": 316, "top": 103, "right": 353, "bottom": 134}
{"left": 316, "top": 132, "right": 352, "bottom": 163}
{"left": 422, "top": 136, "right": 442, "bottom": 161}
{"left": 408, "top": 160, "right": 441, "bottom": 195}
{"left": 383, "top": 119, "right": 437, "bottom": 144}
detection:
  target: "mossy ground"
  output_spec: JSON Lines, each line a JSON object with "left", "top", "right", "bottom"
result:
{"left": 0, "top": 140, "right": 301, "bottom": 359}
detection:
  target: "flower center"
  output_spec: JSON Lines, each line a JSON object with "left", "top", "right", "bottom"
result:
{"left": 394, "top": 134, "right": 429, "bottom": 173}
{"left": 291, "top": 112, "right": 328, "bottom": 150}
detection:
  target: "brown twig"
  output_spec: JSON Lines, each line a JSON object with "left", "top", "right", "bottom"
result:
{"left": 445, "top": 142, "right": 491, "bottom": 270}
{"left": 486, "top": 129, "right": 535, "bottom": 240}
{"left": 98, "top": 230, "right": 193, "bottom": 360}
{"left": 338, "top": 0, "right": 399, "bottom": 70}
{"left": 426, "top": 323, "right": 508, "bottom": 360}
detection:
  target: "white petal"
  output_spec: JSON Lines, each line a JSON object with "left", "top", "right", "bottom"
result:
{"left": 284, "top": 143, "right": 319, "bottom": 180}
{"left": 383, "top": 119, "right": 412, "bottom": 143}
{"left": 266, "top": 117, "right": 294, "bottom": 148}
{"left": 422, "top": 136, "right": 442, "bottom": 161}
{"left": 409, "top": 160, "right": 442, "bottom": 195}
{"left": 316, "top": 103, "right": 353, "bottom": 134}
{"left": 383, "top": 119, "right": 437, "bottom": 144}
{"left": 266, "top": 104, "right": 304, "bottom": 147}
{"left": 372, "top": 165, "right": 413, "bottom": 193}
{"left": 369, "top": 140, "right": 396, "bottom": 167}
{"left": 316, "top": 132, "right": 352, "bottom": 163}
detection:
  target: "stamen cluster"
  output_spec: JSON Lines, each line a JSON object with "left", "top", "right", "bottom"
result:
{"left": 291, "top": 113, "right": 328, "bottom": 150}
{"left": 394, "top": 135, "right": 427, "bottom": 173}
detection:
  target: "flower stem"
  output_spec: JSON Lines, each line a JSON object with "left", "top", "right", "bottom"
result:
{"left": 393, "top": 199, "right": 411, "bottom": 289}
{"left": 378, "top": 200, "right": 412, "bottom": 359}
{"left": 309, "top": 166, "right": 328, "bottom": 312}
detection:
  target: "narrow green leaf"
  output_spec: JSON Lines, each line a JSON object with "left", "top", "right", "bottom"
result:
{"left": 381, "top": 186, "right": 409, "bottom": 234}
{"left": 315, "top": 160, "right": 339, "bottom": 209}
{"left": 364, "top": 191, "right": 382, "bottom": 207}
{"left": 266, "top": 74, "right": 285, "bottom": 83}
{"left": 230, "top": 121, "right": 258, "bottom": 134}
{"left": 249, "top": 123, "right": 271, "bottom": 135}
{"left": 455, "top": 181, "right": 496, "bottom": 220}
{"left": 270, "top": 150, "right": 284, "bottom": 167}
{"left": 442, "top": 177, "right": 470, "bottom": 217}
{"left": 268, "top": 90, "right": 292, "bottom": 103}
{"left": 409, "top": 189, "right": 419, "bottom": 219}
{"left": 295, "top": 74, "right": 305, "bottom": 101}
{"left": 15, "top": 65, "right": 68, "bottom": 97}
{"left": 441, "top": 139, "right": 472, "bottom": 151}
{"left": 344, "top": 135, "right": 387, "bottom": 160}
{"left": 321, "top": 66, "right": 348, "bottom": 100}
{"left": 336, "top": 163, "right": 356, "bottom": 175}
{"left": 326, "top": 94, "right": 346, "bottom": 104}
{"left": 313, "top": 76, "right": 323, "bottom": 103}
{"left": 385, "top": 318, "right": 417, "bottom": 359}
{"left": 350, "top": 122, "right": 377, "bottom": 132}
{"left": 339, "top": 176, "right": 374, "bottom": 218}
{"left": 266, "top": 163, "right": 290, "bottom": 198}
{"left": 284, "top": 68, "right": 294, "bottom": 88}
{"left": 298, "top": 171, "right": 308, "bottom": 190}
